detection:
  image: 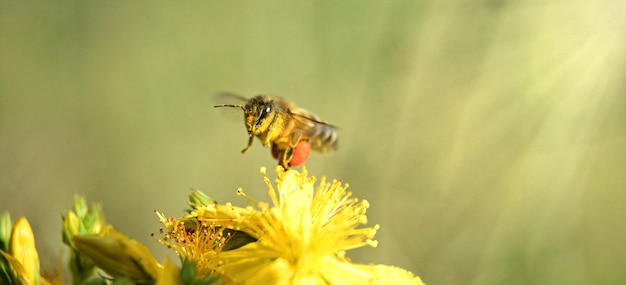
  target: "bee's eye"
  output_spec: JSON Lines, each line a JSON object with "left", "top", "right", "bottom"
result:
{"left": 256, "top": 104, "right": 272, "bottom": 126}
{"left": 261, "top": 105, "right": 272, "bottom": 116}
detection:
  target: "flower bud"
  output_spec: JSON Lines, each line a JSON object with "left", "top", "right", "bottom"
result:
{"left": 9, "top": 217, "right": 40, "bottom": 285}
{"left": 73, "top": 227, "right": 161, "bottom": 282}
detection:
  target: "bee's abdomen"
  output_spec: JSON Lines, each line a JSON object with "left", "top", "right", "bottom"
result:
{"left": 290, "top": 106, "right": 338, "bottom": 153}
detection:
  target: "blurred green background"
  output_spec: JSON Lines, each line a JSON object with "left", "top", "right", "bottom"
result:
{"left": 1, "top": 1, "right": 625, "bottom": 284}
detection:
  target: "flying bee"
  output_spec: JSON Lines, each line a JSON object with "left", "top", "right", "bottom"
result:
{"left": 214, "top": 93, "right": 338, "bottom": 168}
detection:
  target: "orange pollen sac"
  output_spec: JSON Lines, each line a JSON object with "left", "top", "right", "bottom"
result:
{"left": 290, "top": 141, "right": 311, "bottom": 166}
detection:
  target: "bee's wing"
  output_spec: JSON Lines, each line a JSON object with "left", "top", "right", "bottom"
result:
{"left": 213, "top": 92, "right": 249, "bottom": 104}
{"left": 288, "top": 108, "right": 338, "bottom": 153}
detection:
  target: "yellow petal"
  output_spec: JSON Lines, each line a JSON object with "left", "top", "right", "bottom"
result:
{"left": 319, "top": 258, "right": 426, "bottom": 285}
{"left": 365, "top": 264, "right": 426, "bottom": 284}
{"left": 155, "top": 257, "right": 183, "bottom": 285}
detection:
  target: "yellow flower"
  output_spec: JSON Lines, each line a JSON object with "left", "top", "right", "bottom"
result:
{"left": 158, "top": 166, "right": 424, "bottom": 284}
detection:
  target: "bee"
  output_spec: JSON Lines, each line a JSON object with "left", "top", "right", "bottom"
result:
{"left": 214, "top": 93, "right": 338, "bottom": 168}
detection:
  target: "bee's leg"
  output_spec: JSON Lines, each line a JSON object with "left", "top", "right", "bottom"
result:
{"left": 241, "top": 135, "right": 254, "bottom": 153}
{"left": 275, "top": 134, "right": 302, "bottom": 169}
{"left": 279, "top": 147, "right": 294, "bottom": 169}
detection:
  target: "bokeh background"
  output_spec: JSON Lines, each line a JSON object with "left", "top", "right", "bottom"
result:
{"left": 1, "top": 1, "right": 625, "bottom": 284}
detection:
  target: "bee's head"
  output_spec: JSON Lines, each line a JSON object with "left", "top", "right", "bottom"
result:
{"left": 244, "top": 95, "right": 275, "bottom": 135}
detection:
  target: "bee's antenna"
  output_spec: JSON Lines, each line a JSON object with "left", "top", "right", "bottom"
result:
{"left": 214, "top": 104, "right": 245, "bottom": 112}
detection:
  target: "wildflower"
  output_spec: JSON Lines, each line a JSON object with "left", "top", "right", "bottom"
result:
{"left": 157, "top": 166, "right": 424, "bottom": 284}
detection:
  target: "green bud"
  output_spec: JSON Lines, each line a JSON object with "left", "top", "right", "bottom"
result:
{"left": 0, "top": 212, "right": 11, "bottom": 252}
{"left": 63, "top": 211, "right": 81, "bottom": 248}
{"left": 63, "top": 195, "right": 107, "bottom": 284}
{"left": 188, "top": 189, "right": 217, "bottom": 210}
